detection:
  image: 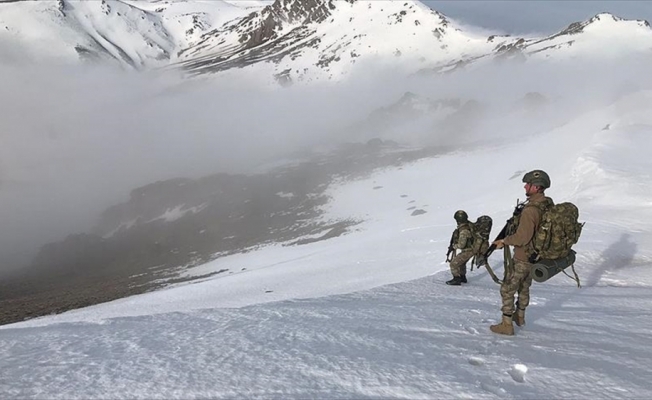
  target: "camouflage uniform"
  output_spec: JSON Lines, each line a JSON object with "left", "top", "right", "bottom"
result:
{"left": 500, "top": 192, "right": 553, "bottom": 315}
{"left": 449, "top": 223, "right": 474, "bottom": 277}
{"left": 491, "top": 170, "right": 553, "bottom": 335}
{"left": 499, "top": 259, "right": 534, "bottom": 315}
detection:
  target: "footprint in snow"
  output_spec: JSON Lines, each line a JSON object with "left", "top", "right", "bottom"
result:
{"left": 465, "top": 326, "right": 479, "bottom": 335}
{"left": 509, "top": 363, "right": 528, "bottom": 383}
{"left": 480, "top": 382, "right": 507, "bottom": 396}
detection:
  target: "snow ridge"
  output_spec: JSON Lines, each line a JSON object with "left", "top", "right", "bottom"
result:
{"left": 2, "top": 1, "right": 652, "bottom": 83}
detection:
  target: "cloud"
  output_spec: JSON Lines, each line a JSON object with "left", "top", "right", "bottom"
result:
{"left": 0, "top": 55, "right": 403, "bottom": 269}
{"left": 1, "top": 38, "right": 651, "bottom": 272}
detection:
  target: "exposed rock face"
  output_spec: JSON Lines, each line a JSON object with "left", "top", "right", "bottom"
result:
{"left": 233, "top": 0, "right": 339, "bottom": 54}
{"left": 258, "top": 0, "right": 339, "bottom": 30}
{"left": 176, "top": 0, "right": 344, "bottom": 73}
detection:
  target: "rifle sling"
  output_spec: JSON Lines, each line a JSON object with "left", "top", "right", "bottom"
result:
{"left": 503, "top": 245, "right": 514, "bottom": 281}
{"left": 483, "top": 260, "right": 502, "bottom": 284}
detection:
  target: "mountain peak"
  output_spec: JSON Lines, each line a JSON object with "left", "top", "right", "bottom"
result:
{"left": 558, "top": 12, "right": 651, "bottom": 36}
{"left": 177, "top": 0, "right": 485, "bottom": 82}
{"left": 3, "top": 1, "right": 652, "bottom": 85}
{"left": 588, "top": 12, "right": 651, "bottom": 28}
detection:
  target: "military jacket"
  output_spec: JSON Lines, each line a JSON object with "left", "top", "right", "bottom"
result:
{"left": 454, "top": 223, "right": 473, "bottom": 251}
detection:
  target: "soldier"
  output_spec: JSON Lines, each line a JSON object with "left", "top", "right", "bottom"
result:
{"left": 490, "top": 170, "right": 554, "bottom": 335}
{"left": 446, "top": 210, "right": 474, "bottom": 286}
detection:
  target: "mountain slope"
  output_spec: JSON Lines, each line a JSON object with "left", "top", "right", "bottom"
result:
{"left": 499, "top": 13, "right": 652, "bottom": 61}
{"left": 1, "top": 89, "right": 652, "bottom": 398}
{"left": 2, "top": 273, "right": 651, "bottom": 398}
{"left": 0, "top": 0, "right": 268, "bottom": 67}
{"left": 2, "top": 1, "right": 652, "bottom": 82}
{"left": 176, "top": 0, "right": 500, "bottom": 83}
{"left": 175, "top": 2, "right": 652, "bottom": 84}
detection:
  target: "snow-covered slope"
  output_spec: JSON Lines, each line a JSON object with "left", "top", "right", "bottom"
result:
{"left": 1, "top": 89, "right": 651, "bottom": 398}
{"left": 2, "top": 1, "right": 652, "bottom": 82}
{"left": 502, "top": 13, "right": 652, "bottom": 61}
{"left": 176, "top": 0, "right": 500, "bottom": 83}
{"left": 0, "top": 0, "right": 269, "bottom": 67}
{"left": 175, "top": 2, "right": 652, "bottom": 84}
{"left": 125, "top": 0, "right": 273, "bottom": 54}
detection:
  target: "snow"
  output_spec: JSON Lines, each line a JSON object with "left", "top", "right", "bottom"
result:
{"left": 127, "top": 0, "right": 269, "bottom": 54}
{"left": 150, "top": 203, "right": 208, "bottom": 223}
{"left": 2, "top": 1, "right": 652, "bottom": 397}
{"left": 172, "top": 1, "right": 652, "bottom": 86}
{"left": 276, "top": 191, "right": 295, "bottom": 198}
{"left": 524, "top": 13, "right": 652, "bottom": 60}
{"left": 3, "top": 1, "right": 652, "bottom": 84}
{"left": 178, "top": 0, "right": 500, "bottom": 83}
{"left": 5, "top": 281, "right": 652, "bottom": 399}
{"left": 1, "top": 84, "right": 652, "bottom": 398}
{"left": 0, "top": 0, "right": 267, "bottom": 67}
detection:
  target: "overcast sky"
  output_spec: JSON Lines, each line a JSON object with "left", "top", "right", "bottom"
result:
{"left": 424, "top": 1, "right": 652, "bottom": 35}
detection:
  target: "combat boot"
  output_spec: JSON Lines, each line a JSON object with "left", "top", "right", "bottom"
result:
{"left": 460, "top": 275, "right": 467, "bottom": 284}
{"left": 514, "top": 309, "right": 526, "bottom": 327}
{"left": 490, "top": 314, "right": 514, "bottom": 335}
{"left": 445, "top": 276, "right": 462, "bottom": 286}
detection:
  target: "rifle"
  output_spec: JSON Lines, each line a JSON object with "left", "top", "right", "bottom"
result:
{"left": 475, "top": 200, "right": 526, "bottom": 284}
{"left": 483, "top": 199, "right": 527, "bottom": 261}
{"left": 445, "top": 229, "right": 457, "bottom": 262}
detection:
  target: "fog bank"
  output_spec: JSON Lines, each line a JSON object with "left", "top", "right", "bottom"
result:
{"left": 1, "top": 49, "right": 650, "bottom": 270}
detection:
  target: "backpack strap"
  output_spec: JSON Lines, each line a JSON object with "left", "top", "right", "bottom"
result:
{"left": 524, "top": 197, "right": 554, "bottom": 260}
{"left": 560, "top": 263, "right": 582, "bottom": 288}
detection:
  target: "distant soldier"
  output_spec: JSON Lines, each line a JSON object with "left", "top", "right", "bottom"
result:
{"left": 446, "top": 210, "right": 474, "bottom": 285}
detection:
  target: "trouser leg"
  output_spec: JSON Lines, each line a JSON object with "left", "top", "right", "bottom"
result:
{"left": 500, "top": 259, "right": 533, "bottom": 315}
{"left": 449, "top": 251, "right": 473, "bottom": 277}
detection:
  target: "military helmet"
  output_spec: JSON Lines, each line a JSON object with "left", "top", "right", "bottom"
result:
{"left": 454, "top": 210, "right": 468, "bottom": 223}
{"left": 522, "top": 169, "right": 551, "bottom": 189}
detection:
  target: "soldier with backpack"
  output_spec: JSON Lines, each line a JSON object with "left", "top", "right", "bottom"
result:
{"left": 446, "top": 210, "right": 493, "bottom": 286}
{"left": 445, "top": 210, "right": 474, "bottom": 285}
{"left": 446, "top": 211, "right": 494, "bottom": 285}
{"left": 490, "top": 170, "right": 554, "bottom": 335}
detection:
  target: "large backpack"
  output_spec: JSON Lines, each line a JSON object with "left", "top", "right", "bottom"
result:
{"left": 470, "top": 215, "right": 493, "bottom": 261}
{"left": 531, "top": 202, "right": 584, "bottom": 261}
